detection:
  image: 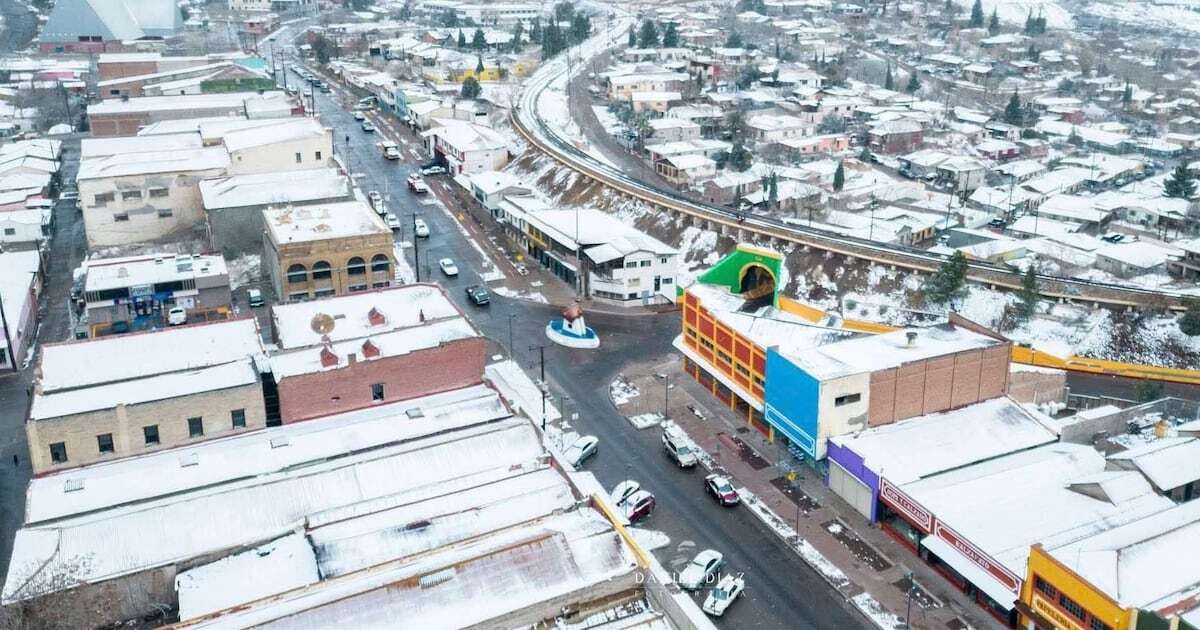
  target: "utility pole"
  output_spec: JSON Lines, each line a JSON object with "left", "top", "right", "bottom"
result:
{"left": 904, "top": 572, "right": 914, "bottom": 628}
{"left": 507, "top": 312, "right": 516, "bottom": 357}
{"left": 530, "top": 344, "right": 547, "bottom": 430}
{"left": 412, "top": 213, "right": 420, "bottom": 282}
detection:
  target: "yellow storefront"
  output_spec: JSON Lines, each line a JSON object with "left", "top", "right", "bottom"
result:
{"left": 1020, "top": 545, "right": 1127, "bottom": 630}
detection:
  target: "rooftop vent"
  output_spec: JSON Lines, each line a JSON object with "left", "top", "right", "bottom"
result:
{"left": 270, "top": 435, "right": 290, "bottom": 449}
{"left": 179, "top": 452, "right": 199, "bottom": 468}
{"left": 418, "top": 567, "right": 456, "bottom": 589}
{"left": 63, "top": 479, "right": 84, "bottom": 493}
{"left": 406, "top": 407, "right": 425, "bottom": 420}
{"left": 905, "top": 331, "right": 918, "bottom": 347}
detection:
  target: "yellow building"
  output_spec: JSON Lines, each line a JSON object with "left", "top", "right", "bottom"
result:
{"left": 1020, "top": 501, "right": 1200, "bottom": 630}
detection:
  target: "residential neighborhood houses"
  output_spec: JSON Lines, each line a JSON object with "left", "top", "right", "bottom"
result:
{"left": 2, "top": 0, "right": 1200, "bottom": 629}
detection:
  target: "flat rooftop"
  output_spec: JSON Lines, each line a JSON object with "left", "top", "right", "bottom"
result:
{"left": 77, "top": 146, "right": 230, "bottom": 180}
{"left": 814, "top": 320, "right": 1004, "bottom": 374}
{"left": 830, "top": 397, "right": 1058, "bottom": 485}
{"left": 79, "top": 133, "right": 203, "bottom": 159}
{"left": 269, "top": 318, "right": 479, "bottom": 379}
{"left": 83, "top": 253, "right": 227, "bottom": 294}
{"left": 263, "top": 201, "right": 389, "bottom": 244}
{"left": 271, "top": 283, "right": 465, "bottom": 349}
{"left": 199, "top": 168, "right": 348, "bottom": 211}
{"left": 87, "top": 90, "right": 288, "bottom": 115}
{"left": 36, "top": 318, "right": 262, "bottom": 393}
{"left": 687, "top": 282, "right": 857, "bottom": 360}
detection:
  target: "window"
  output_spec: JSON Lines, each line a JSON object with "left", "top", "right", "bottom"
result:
{"left": 735, "top": 364, "right": 751, "bottom": 377}
{"left": 94, "top": 192, "right": 114, "bottom": 207}
{"left": 349, "top": 283, "right": 368, "bottom": 292}
{"left": 49, "top": 442, "right": 68, "bottom": 464}
{"left": 149, "top": 188, "right": 169, "bottom": 198}
{"left": 625, "top": 261, "right": 638, "bottom": 268}
{"left": 113, "top": 212, "right": 129, "bottom": 222}
{"left": 286, "top": 263, "right": 308, "bottom": 284}
{"left": 1090, "top": 620, "right": 1112, "bottom": 630}
{"left": 121, "top": 190, "right": 142, "bottom": 201}
{"left": 157, "top": 208, "right": 173, "bottom": 218}
{"left": 311, "top": 260, "right": 332, "bottom": 280}
{"left": 627, "top": 293, "right": 638, "bottom": 300}
{"left": 97, "top": 433, "right": 114, "bottom": 454}
{"left": 717, "top": 350, "right": 732, "bottom": 365}
{"left": 347, "top": 256, "right": 366, "bottom": 275}
{"left": 700, "top": 338, "right": 714, "bottom": 350}
{"left": 3, "top": 228, "right": 14, "bottom": 236}
{"left": 187, "top": 417, "right": 204, "bottom": 438}
{"left": 834, "top": 393, "right": 862, "bottom": 406}
{"left": 315, "top": 151, "right": 322, "bottom": 160}
{"left": 639, "top": 260, "right": 651, "bottom": 267}
{"left": 371, "top": 254, "right": 390, "bottom": 272}
{"left": 295, "top": 152, "right": 303, "bottom": 163}
{"left": 372, "top": 281, "right": 389, "bottom": 288}
{"left": 660, "top": 257, "right": 669, "bottom": 264}
{"left": 685, "top": 328, "right": 697, "bottom": 338}
{"left": 1058, "top": 595, "right": 1086, "bottom": 621}
{"left": 144, "top": 425, "right": 160, "bottom": 446}
{"left": 314, "top": 287, "right": 336, "bottom": 297}
{"left": 753, "top": 375, "right": 765, "bottom": 387}
{"left": 371, "top": 383, "right": 385, "bottom": 401}
{"left": 1034, "top": 576, "right": 1057, "bottom": 599}
{"left": 288, "top": 290, "right": 310, "bottom": 301}
{"left": 661, "top": 277, "right": 673, "bottom": 284}
{"left": 109, "top": 89, "right": 121, "bottom": 96}
{"left": 231, "top": 408, "right": 246, "bottom": 429}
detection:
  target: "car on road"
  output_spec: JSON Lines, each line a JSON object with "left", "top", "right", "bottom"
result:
{"left": 438, "top": 258, "right": 459, "bottom": 276}
{"left": 678, "top": 549, "right": 724, "bottom": 591}
{"left": 319, "top": 83, "right": 332, "bottom": 93}
{"left": 353, "top": 111, "right": 366, "bottom": 121}
{"left": 702, "top": 574, "right": 745, "bottom": 617}
{"left": 247, "top": 288, "right": 264, "bottom": 308}
{"left": 407, "top": 174, "right": 428, "bottom": 193}
{"left": 704, "top": 474, "right": 740, "bottom": 506}
{"left": 561, "top": 434, "right": 598, "bottom": 468}
{"left": 622, "top": 490, "right": 656, "bottom": 523}
{"left": 987, "top": 217, "right": 1006, "bottom": 228}
{"left": 167, "top": 307, "right": 187, "bottom": 326}
{"left": 368, "top": 190, "right": 383, "bottom": 209}
{"left": 419, "top": 164, "right": 447, "bottom": 176}
{"left": 361, "top": 121, "right": 376, "bottom": 133}
{"left": 413, "top": 218, "right": 430, "bottom": 238}
{"left": 465, "top": 285, "right": 490, "bottom": 306}
{"left": 385, "top": 213, "right": 401, "bottom": 231}
{"left": 662, "top": 427, "right": 698, "bottom": 468}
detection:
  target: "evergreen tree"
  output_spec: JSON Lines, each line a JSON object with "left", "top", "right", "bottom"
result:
{"left": 767, "top": 172, "right": 779, "bottom": 208}
{"left": 1164, "top": 164, "right": 1197, "bottom": 199}
{"left": 832, "top": 160, "right": 845, "bottom": 192}
{"left": 627, "top": 26, "right": 635, "bottom": 48}
{"left": 728, "top": 140, "right": 752, "bottom": 171}
{"left": 662, "top": 23, "right": 679, "bottom": 48}
{"left": 1122, "top": 82, "right": 1133, "bottom": 111}
{"left": 988, "top": 8, "right": 1000, "bottom": 34}
{"left": 511, "top": 20, "right": 524, "bottom": 52}
{"left": 475, "top": 55, "right": 485, "bottom": 75}
{"left": 460, "top": 76, "right": 481, "bottom": 98}
{"left": 442, "top": 8, "right": 458, "bottom": 27}
{"left": 1024, "top": 9, "right": 1034, "bottom": 33}
{"left": 530, "top": 17, "right": 541, "bottom": 42}
{"left": 1016, "top": 264, "right": 1039, "bottom": 320}
{"left": 924, "top": 251, "right": 969, "bottom": 305}
{"left": 1004, "top": 90, "right": 1023, "bottom": 125}
{"left": 726, "top": 30, "right": 744, "bottom": 48}
{"left": 1180, "top": 299, "right": 1200, "bottom": 336}
{"left": 774, "top": 39, "right": 781, "bottom": 60}
{"left": 457, "top": 29, "right": 466, "bottom": 48}
{"left": 541, "top": 20, "right": 565, "bottom": 58}
{"left": 569, "top": 13, "right": 590, "bottom": 43}
{"left": 905, "top": 71, "right": 920, "bottom": 93}
{"left": 554, "top": 0, "right": 574, "bottom": 23}
{"left": 637, "top": 19, "right": 659, "bottom": 48}
{"left": 471, "top": 27, "right": 486, "bottom": 50}
{"left": 884, "top": 64, "right": 894, "bottom": 90}
{"left": 969, "top": 0, "right": 984, "bottom": 27}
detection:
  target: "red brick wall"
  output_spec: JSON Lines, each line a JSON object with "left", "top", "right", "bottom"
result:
{"left": 98, "top": 62, "right": 158, "bottom": 82}
{"left": 88, "top": 113, "right": 150, "bottom": 137}
{"left": 867, "top": 344, "right": 1012, "bottom": 427}
{"left": 276, "top": 337, "right": 487, "bottom": 423}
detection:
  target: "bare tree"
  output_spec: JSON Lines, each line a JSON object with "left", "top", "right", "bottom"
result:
{"left": 13, "top": 88, "right": 71, "bottom": 133}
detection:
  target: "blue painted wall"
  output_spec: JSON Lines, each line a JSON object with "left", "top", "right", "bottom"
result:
{"left": 763, "top": 349, "right": 820, "bottom": 458}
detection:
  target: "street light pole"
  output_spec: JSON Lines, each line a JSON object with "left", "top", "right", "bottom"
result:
{"left": 507, "top": 312, "right": 516, "bottom": 357}
{"left": 530, "top": 344, "right": 546, "bottom": 429}
{"left": 904, "top": 572, "right": 914, "bottom": 628}
{"left": 411, "top": 213, "right": 420, "bottom": 282}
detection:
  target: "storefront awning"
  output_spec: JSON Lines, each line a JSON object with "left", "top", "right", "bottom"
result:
{"left": 921, "top": 535, "right": 1017, "bottom": 611}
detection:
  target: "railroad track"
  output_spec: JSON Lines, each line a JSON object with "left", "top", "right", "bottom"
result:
{"left": 511, "top": 26, "right": 1189, "bottom": 312}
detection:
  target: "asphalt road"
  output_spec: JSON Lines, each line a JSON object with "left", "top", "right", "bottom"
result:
{"left": 266, "top": 40, "right": 872, "bottom": 628}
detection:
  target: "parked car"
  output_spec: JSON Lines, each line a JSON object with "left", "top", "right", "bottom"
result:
{"left": 368, "top": 190, "right": 383, "bottom": 209}
{"left": 438, "top": 258, "right": 459, "bottom": 276}
{"left": 678, "top": 549, "right": 724, "bottom": 590}
{"left": 247, "top": 288, "right": 264, "bottom": 308}
{"left": 704, "top": 474, "right": 740, "bottom": 506}
{"left": 561, "top": 434, "right": 599, "bottom": 468}
{"left": 419, "top": 164, "right": 447, "bottom": 176}
{"left": 1101, "top": 232, "right": 1125, "bottom": 243}
{"left": 622, "top": 490, "right": 656, "bottom": 523}
{"left": 662, "top": 427, "right": 698, "bottom": 468}
{"left": 385, "top": 213, "right": 401, "bottom": 231}
{"left": 167, "top": 307, "right": 187, "bottom": 326}
{"left": 609, "top": 480, "right": 641, "bottom": 508}
{"left": 465, "top": 285, "right": 490, "bottom": 306}
{"left": 987, "top": 217, "right": 1006, "bottom": 228}
{"left": 413, "top": 218, "right": 430, "bottom": 238}
{"left": 703, "top": 574, "right": 745, "bottom": 617}
{"left": 361, "top": 121, "right": 376, "bottom": 132}
{"left": 407, "top": 174, "right": 429, "bottom": 193}
{"left": 353, "top": 111, "right": 366, "bottom": 121}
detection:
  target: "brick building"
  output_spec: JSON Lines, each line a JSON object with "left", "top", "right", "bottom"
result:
{"left": 868, "top": 119, "right": 925, "bottom": 154}
{"left": 262, "top": 201, "right": 395, "bottom": 302}
{"left": 268, "top": 284, "right": 487, "bottom": 423}
{"left": 87, "top": 91, "right": 297, "bottom": 138}
{"left": 27, "top": 319, "right": 268, "bottom": 474}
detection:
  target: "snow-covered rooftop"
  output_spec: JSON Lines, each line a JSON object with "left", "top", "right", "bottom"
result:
{"left": 76, "top": 146, "right": 230, "bottom": 180}
{"left": 79, "top": 133, "right": 202, "bottom": 159}
{"left": 815, "top": 321, "right": 1004, "bottom": 374}
{"left": 270, "top": 318, "right": 479, "bottom": 379}
{"left": 83, "top": 253, "right": 227, "bottom": 293}
{"left": 221, "top": 117, "right": 327, "bottom": 153}
{"left": 271, "top": 284, "right": 464, "bottom": 349}
{"left": 176, "top": 533, "right": 320, "bottom": 621}
{"left": 263, "top": 201, "right": 389, "bottom": 244}
{"left": 831, "top": 397, "right": 1057, "bottom": 485}
{"left": 199, "top": 168, "right": 349, "bottom": 211}
{"left": 1108, "top": 437, "right": 1200, "bottom": 492}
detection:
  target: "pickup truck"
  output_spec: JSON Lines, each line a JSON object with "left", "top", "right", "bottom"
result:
{"left": 380, "top": 141, "right": 400, "bottom": 160}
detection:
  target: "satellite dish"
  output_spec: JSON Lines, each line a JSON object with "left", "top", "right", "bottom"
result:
{"left": 311, "top": 313, "right": 335, "bottom": 335}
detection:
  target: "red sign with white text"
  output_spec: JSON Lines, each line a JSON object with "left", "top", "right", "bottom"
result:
{"left": 879, "top": 478, "right": 932, "bottom": 533}
{"left": 933, "top": 521, "right": 1021, "bottom": 595}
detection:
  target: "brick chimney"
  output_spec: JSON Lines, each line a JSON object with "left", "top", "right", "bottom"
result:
{"left": 319, "top": 347, "right": 338, "bottom": 367}
{"left": 368, "top": 306, "right": 386, "bottom": 326}
{"left": 362, "top": 339, "right": 380, "bottom": 358}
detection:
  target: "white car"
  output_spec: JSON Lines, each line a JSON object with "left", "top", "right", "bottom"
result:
{"left": 702, "top": 574, "right": 745, "bottom": 617}
{"left": 166, "top": 307, "right": 187, "bottom": 326}
{"left": 438, "top": 258, "right": 459, "bottom": 276}
{"left": 368, "top": 190, "right": 383, "bottom": 209}
{"left": 609, "top": 480, "right": 641, "bottom": 508}
{"left": 562, "top": 435, "right": 599, "bottom": 468}
{"left": 662, "top": 428, "right": 698, "bottom": 468}
{"left": 385, "top": 213, "right": 401, "bottom": 230}
{"left": 413, "top": 218, "right": 430, "bottom": 238}
{"left": 678, "top": 549, "right": 724, "bottom": 591}
{"left": 407, "top": 174, "right": 428, "bottom": 193}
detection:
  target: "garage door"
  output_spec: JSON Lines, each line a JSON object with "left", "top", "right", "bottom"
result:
{"left": 829, "top": 461, "right": 873, "bottom": 519}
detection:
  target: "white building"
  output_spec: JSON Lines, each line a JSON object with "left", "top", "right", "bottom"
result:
{"left": 0, "top": 250, "right": 41, "bottom": 371}
{"left": 0, "top": 208, "right": 46, "bottom": 245}
{"left": 421, "top": 119, "right": 509, "bottom": 176}
{"left": 222, "top": 118, "right": 334, "bottom": 175}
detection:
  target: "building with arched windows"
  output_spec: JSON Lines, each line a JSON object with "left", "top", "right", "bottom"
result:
{"left": 262, "top": 201, "right": 395, "bottom": 302}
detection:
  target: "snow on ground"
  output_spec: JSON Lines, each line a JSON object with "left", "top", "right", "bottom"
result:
{"left": 629, "top": 528, "right": 671, "bottom": 552}
{"left": 951, "top": 0, "right": 1073, "bottom": 28}
{"left": 850, "top": 592, "right": 907, "bottom": 630}
{"left": 226, "top": 254, "right": 261, "bottom": 289}
{"left": 610, "top": 376, "right": 641, "bottom": 406}
{"left": 736, "top": 486, "right": 852, "bottom": 589}
{"left": 1085, "top": 1, "right": 1200, "bottom": 33}
{"left": 591, "top": 105, "right": 621, "bottom": 136}
{"left": 491, "top": 286, "right": 549, "bottom": 303}
{"left": 626, "top": 412, "right": 664, "bottom": 429}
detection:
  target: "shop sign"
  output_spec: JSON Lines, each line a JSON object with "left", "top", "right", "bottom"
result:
{"left": 1032, "top": 595, "right": 1084, "bottom": 630}
{"left": 130, "top": 284, "right": 153, "bottom": 298}
{"left": 879, "top": 478, "right": 932, "bottom": 533}
{"left": 933, "top": 520, "right": 1021, "bottom": 594}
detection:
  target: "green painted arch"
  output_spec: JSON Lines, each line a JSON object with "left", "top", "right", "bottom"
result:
{"left": 695, "top": 244, "right": 784, "bottom": 307}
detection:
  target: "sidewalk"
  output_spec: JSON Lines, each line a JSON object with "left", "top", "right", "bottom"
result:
{"left": 614, "top": 357, "right": 1002, "bottom": 630}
